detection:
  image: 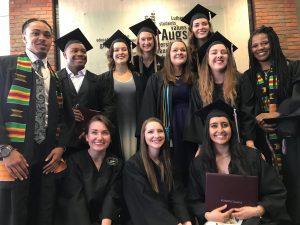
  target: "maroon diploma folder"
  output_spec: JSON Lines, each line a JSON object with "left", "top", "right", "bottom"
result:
{"left": 205, "top": 173, "right": 258, "bottom": 211}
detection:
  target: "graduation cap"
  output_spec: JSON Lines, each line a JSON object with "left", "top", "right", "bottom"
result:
{"left": 103, "top": 30, "right": 137, "bottom": 49}
{"left": 55, "top": 28, "right": 93, "bottom": 52}
{"left": 181, "top": 4, "right": 216, "bottom": 25}
{"left": 264, "top": 98, "right": 300, "bottom": 137}
{"left": 198, "top": 31, "right": 238, "bottom": 62}
{"left": 129, "top": 18, "right": 161, "bottom": 36}
{"left": 195, "top": 100, "right": 241, "bottom": 142}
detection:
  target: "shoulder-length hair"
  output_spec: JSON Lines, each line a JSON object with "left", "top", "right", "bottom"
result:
{"left": 199, "top": 111, "right": 249, "bottom": 175}
{"left": 85, "top": 114, "right": 115, "bottom": 137}
{"left": 136, "top": 32, "right": 157, "bottom": 56}
{"left": 199, "top": 41, "right": 237, "bottom": 106}
{"left": 162, "top": 39, "right": 194, "bottom": 85}
{"left": 247, "top": 25, "right": 290, "bottom": 102}
{"left": 139, "top": 117, "right": 173, "bottom": 193}
{"left": 106, "top": 39, "right": 132, "bottom": 71}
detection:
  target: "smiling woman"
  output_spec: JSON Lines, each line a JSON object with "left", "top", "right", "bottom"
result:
{"left": 138, "top": 39, "right": 197, "bottom": 186}
{"left": 184, "top": 32, "right": 256, "bottom": 151}
{"left": 123, "top": 117, "right": 192, "bottom": 225}
{"left": 54, "top": 115, "right": 123, "bottom": 225}
{"left": 100, "top": 30, "right": 147, "bottom": 161}
{"left": 188, "top": 101, "right": 288, "bottom": 225}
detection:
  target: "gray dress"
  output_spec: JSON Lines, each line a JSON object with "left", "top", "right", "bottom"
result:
{"left": 114, "top": 77, "right": 137, "bottom": 160}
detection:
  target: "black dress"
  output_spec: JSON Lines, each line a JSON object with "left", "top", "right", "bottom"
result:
{"left": 184, "top": 74, "right": 256, "bottom": 145}
{"left": 54, "top": 151, "right": 123, "bottom": 225}
{"left": 123, "top": 152, "right": 190, "bottom": 225}
{"left": 132, "top": 55, "right": 164, "bottom": 80}
{"left": 138, "top": 72, "right": 197, "bottom": 184}
{"left": 188, "top": 146, "right": 288, "bottom": 225}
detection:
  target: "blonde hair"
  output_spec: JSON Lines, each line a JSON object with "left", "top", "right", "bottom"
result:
{"left": 136, "top": 31, "right": 157, "bottom": 56}
{"left": 199, "top": 42, "right": 237, "bottom": 106}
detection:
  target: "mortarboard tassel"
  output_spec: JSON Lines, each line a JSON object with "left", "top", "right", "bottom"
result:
{"left": 233, "top": 108, "right": 241, "bottom": 143}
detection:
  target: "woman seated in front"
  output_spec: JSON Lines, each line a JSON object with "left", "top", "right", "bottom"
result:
{"left": 123, "top": 117, "right": 192, "bottom": 225}
{"left": 188, "top": 100, "right": 287, "bottom": 225}
{"left": 54, "top": 115, "right": 123, "bottom": 225}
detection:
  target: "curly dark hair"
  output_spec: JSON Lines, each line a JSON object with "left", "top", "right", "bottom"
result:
{"left": 106, "top": 39, "right": 132, "bottom": 71}
{"left": 247, "top": 25, "right": 290, "bottom": 102}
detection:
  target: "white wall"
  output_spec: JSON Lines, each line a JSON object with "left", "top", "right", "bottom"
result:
{"left": 58, "top": 0, "right": 250, "bottom": 73}
{"left": 0, "top": 0, "right": 10, "bottom": 56}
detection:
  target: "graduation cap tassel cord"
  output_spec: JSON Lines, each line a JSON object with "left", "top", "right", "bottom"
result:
{"left": 233, "top": 108, "right": 241, "bottom": 143}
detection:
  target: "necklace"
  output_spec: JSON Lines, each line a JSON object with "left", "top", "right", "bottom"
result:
{"left": 175, "top": 74, "right": 182, "bottom": 80}
{"left": 34, "top": 70, "right": 49, "bottom": 80}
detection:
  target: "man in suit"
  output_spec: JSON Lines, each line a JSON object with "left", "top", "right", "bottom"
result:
{"left": 0, "top": 18, "right": 67, "bottom": 225}
{"left": 56, "top": 29, "right": 121, "bottom": 157}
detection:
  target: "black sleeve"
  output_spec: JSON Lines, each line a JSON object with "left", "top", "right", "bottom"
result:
{"left": 170, "top": 173, "right": 191, "bottom": 223}
{"left": 137, "top": 74, "right": 159, "bottom": 135}
{"left": 123, "top": 158, "right": 180, "bottom": 225}
{"left": 0, "top": 56, "right": 27, "bottom": 146}
{"left": 183, "top": 81, "right": 204, "bottom": 144}
{"left": 187, "top": 158, "right": 206, "bottom": 223}
{"left": 54, "top": 157, "right": 92, "bottom": 225}
{"left": 237, "top": 74, "right": 256, "bottom": 142}
{"left": 97, "top": 72, "right": 117, "bottom": 123}
{"left": 100, "top": 160, "right": 123, "bottom": 222}
{"left": 256, "top": 153, "right": 287, "bottom": 221}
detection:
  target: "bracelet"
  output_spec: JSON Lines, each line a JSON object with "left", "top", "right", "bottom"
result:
{"left": 256, "top": 206, "right": 263, "bottom": 219}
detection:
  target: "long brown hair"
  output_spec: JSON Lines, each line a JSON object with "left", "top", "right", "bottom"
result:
{"left": 140, "top": 117, "right": 173, "bottom": 193}
{"left": 199, "top": 41, "right": 237, "bottom": 106}
{"left": 162, "top": 40, "right": 193, "bottom": 85}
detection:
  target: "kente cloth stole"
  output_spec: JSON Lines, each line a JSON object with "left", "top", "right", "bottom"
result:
{"left": 5, "top": 53, "right": 63, "bottom": 143}
{"left": 256, "top": 68, "right": 282, "bottom": 171}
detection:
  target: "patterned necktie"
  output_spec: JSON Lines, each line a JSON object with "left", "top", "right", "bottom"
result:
{"left": 33, "top": 60, "right": 46, "bottom": 143}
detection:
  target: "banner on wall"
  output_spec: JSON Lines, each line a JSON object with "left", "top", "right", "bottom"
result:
{"left": 97, "top": 12, "right": 188, "bottom": 55}
{"left": 58, "top": 0, "right": 250, "bottom": 74}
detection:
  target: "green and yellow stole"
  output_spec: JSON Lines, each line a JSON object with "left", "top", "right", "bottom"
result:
{"left": 5, "top": 53, "right": 63, "bottom": 143}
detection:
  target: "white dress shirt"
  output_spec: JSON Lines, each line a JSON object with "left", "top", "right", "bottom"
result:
{"left": 66, "top": 67, "right": 86, "bottom": 93}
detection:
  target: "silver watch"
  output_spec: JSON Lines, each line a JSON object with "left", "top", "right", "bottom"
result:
{"left": 0, "top": 145, "right": 14, "bottom": 158}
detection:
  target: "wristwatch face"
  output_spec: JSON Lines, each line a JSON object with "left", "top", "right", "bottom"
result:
{"left": 0, "top": 145, "right": 13, "bottom": 158}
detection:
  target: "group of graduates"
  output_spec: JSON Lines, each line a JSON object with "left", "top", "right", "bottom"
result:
{"left": 1, "top": 3, "right": 300, "bottom": 225}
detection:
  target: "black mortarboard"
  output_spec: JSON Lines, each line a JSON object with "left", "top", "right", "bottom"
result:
{"left": 195, "top": 100, "right": 241, "bottom": 142}
{"left": 181, "top": 4, "right": 216, "bottom": 25}
{"left": 129, "top": 18, "right": 161, "bottom": 36}
{"left": 198, "top": 31, "right": 238, "bottom": 61}
{"left": 195, "top": 100, "right": 234, "bottom": 122}
{"left": 55, "top": 28, "right": 93, "bottom": 52}
{"left": 264, "top": 98, "right": 300, "bottom": 137}
{"left": 103, "top": 30, "right": 136, "bottom": 49}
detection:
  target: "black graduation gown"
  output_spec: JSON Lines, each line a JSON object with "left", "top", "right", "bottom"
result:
{"left": 137, "top": 72, "right": 197, "bottom": 184}
{"left": 58, "top": 69, "right": 117, "bottom": 154}
{"left": 123, "top": 152, "right": 190, "bottom": 225}
{"left": 54, "top": 151, "right": 123, "bottom": 225}
{"left": 0, "top": 54, "right": 68, "bottom": 225}
{"left": 132, "top": 54, "right": 164, "bottom": 80}
{"left": 188, "top": 146, "right": 288, "bottom": 225}
{"left": 244, "top": 60, "right": 300, "bottom": 224}
{"left": 184, "top": 74, "right": 256, "bottom": 145}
